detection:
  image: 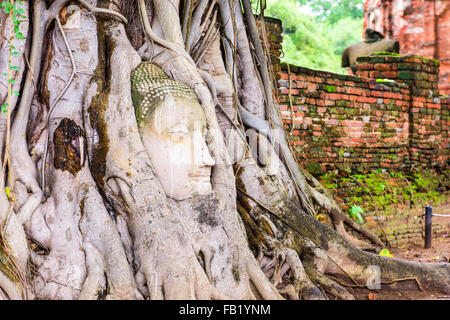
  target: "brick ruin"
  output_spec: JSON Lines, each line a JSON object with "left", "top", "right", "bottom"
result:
{"left": 364, "top": 0, "right": 450, "bottom": 95}
{"left": 257, "top": 16, "right": 449, "bottom": 245}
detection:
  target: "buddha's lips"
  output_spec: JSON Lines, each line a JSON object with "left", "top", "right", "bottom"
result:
{"left": 189, "top": 169, "right": 212, "bottom": 180}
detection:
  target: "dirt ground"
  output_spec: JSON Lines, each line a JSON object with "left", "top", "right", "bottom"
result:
{"left": 390, "top": 235, "right": 450, "bottom": 263}
{"left": 345, "top": 203, "right": 450, "bottom": 300}
{"left": 389, "top": 202, "right": 450, "bottom": 264}
{"left": 353, "top": 236, "right": 450, "bottom": 300}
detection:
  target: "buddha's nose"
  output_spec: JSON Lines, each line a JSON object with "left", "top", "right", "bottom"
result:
{"left": 193, "top": 121, "right": 215, "bottom": 167}
{"left": 200, "top": 139, "right": 215, "bottom": 167}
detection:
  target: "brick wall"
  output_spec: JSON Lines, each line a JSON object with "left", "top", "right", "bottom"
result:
{"left": 364, "top": 0, "right": 450, "bottom": 95}
{"left": 442, "top": 97, "right": 450, "bottom": 166}
{"left": 318, "top": 171, "right": 449, "bottom": 245}
{"left": 278, "top": 64, "right": 412, "bottom": 173}
{"left": 259, "top": 17, "right": 449, "bottom": 172}
{"left": 354, "top": 54, "right": 446, "bottom": 167}
{"left": 355, "top": 54, "right": 440, "bottom": 97}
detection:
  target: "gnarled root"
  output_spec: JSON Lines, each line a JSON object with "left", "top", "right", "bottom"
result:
{"left": 293, "top": 212, "right": 450, "bottom": 295}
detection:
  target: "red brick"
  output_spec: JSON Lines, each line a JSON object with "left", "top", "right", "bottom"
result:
{"left": 347, "top": 88, "right": 363, "bottom": 95}
{"left": 380, "top": 71, "right": 398, "bottom": 78}
{"left": 371, "top": 91, "right": 383, "bottom": 97}
{"left": 374, "top": 63, "right": 391, "bottom": 71}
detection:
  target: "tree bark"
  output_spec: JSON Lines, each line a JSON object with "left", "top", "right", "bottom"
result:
{"left": 0, "top": 0, "right": 448, "bottom": 300}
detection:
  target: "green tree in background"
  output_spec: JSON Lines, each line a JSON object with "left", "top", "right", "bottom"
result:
{"left": 297, "top": 0, "right": 364, "bottom": 24}
{"left": 264, "top": 0, "right": 364, "bottom": 73}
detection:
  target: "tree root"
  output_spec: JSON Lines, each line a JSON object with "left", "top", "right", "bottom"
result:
{"left": 303, "top": 255, "right": 355, "bottom": 300}
{"left": 138, "top": 0, "right": 195, "bottom": 66}
{"left": 77, "top": 0, "right": 128, "bottom": 24}
{"left": 0, "top": 0, "right": 447, "bottom": 301}
{"left": 0, "top": 269, "right": 22, "bottom": 300}
{"left": 293, "top": 212, "right": 450, "bottom": 295}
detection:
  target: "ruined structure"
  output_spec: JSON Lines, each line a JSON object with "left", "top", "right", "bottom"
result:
{"left": 259, "top": 16, "right": 449, "bottom": 245}
{"left": 364, "top": 0, "right": 450, "bottom": 95}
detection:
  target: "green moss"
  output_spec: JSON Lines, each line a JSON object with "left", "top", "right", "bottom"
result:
{"left": 336, "top": 100, "right": 350, "bottom": 107}
{"left": 318, "top": 169, "right": 447, "bottom": 218}
{"left": 376, "top": 78, "right": 395, "bottom": 83}
{"left": 368, "top": 57, "right": 386, "bottom": 63}
{"left": 325, "top": 85, "right": 337, "bottom": 93}
{"left": 398, "top": 70, "right": 414, "bottom": 80}
{"left": 372, "top": 51, "right": 400, "bottom": 56}
{"left": 87, "top": 19, "right": 111, "bottom": 189}
{"left": 306, "top": 163, "right": 323, "bottom": 176}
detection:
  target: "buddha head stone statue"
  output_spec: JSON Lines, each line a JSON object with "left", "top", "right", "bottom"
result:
{"left": 131, "top": 63, "right": 215, "bottom": 200}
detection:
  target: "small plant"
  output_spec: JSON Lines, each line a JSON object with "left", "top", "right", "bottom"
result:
{"left": 349, "top": 205, "right": 364, "bottom": 224}
{"left": 379, "top": 248, "right": 393, "bottom": 257}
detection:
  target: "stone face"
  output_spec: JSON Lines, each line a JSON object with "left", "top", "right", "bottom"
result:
{"left": 364, "top": 0, "right": 450, "bottom": 95}
{"left": 130, "top": 63, "right": 215, "bottom": 201}
{"left": 131, "top": 63, "right": 198, "bottom": 126}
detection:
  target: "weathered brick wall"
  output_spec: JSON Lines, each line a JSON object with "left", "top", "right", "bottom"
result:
{"left": 257, "top": 16, "right": 449, "bottom": 245}
{"left": 364, "top": 0, "right": 450, "bottom": 95}
{"left": 278, "top": 64, "right": 411, "bottom": 173}
{"left": 318, "top": 171, "right": 449, "bottom": 245}
{"left": 277, "top": 61, "right": 449, "bottom": 172}
{"left": 354, "top": 54, "right": 445, "bottom": 167}
{"left": 260, "top": 17, "right": 449, "bottom": 172}
{"left": 256, "top": 16, "right": 283, "bottom": 75}
{"left": 355, "top": 54, "right": 440, "bottom": 97}
{"left": 442, "top": 98, "right": 450, "bottom": 166}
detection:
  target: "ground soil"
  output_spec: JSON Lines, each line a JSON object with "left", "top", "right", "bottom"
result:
{"left": 334, "top": 203, "right": 450, "bottom": 300}
{"left": 353, "top": 236, "right": 450, "bottom": 300}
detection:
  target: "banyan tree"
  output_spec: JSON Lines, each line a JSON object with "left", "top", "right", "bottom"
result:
{"left": 0, "top": 0, "right": 448, "bottom": 300}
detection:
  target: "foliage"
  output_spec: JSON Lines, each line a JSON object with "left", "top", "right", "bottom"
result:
{"left": 297, "top": 0, "right": 364, "bottom": 24}
{"left": 379, "top": 248, "right": 393, "bottom": 257}
{"left": 349, "top": 205, "right": 364, "bottom": 224}
{"left": 319, "top": 169, "right": 448, "bottom": 216}
{"left": 264, "top": 0, "right": 364, "bottom": 74}
{"left": 325, "top": 17, "right": 363, "bottom": 56}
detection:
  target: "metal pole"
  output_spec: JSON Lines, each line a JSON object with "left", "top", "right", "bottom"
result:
{"left": 424, "top": 206, "right": 432, "bottom": 249}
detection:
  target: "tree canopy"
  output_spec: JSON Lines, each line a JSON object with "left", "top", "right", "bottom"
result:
{"left": 297, "top": 0, "right": 364, "bottom": 24}
{"left": 265, "top": 0, "right": 364, "bottom": 73}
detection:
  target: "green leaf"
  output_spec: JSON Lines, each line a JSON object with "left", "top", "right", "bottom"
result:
{"left": 379, "top": 248, "right": 393, "bottom": 258}
{"left": 349, "top": 205, "right": 364, "bottom": 224}
{"left": 1, "top": 103, "right": 9, "bottom": 113}
{"left": 5, "top": 187, "right": 11, "bottom": 198}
